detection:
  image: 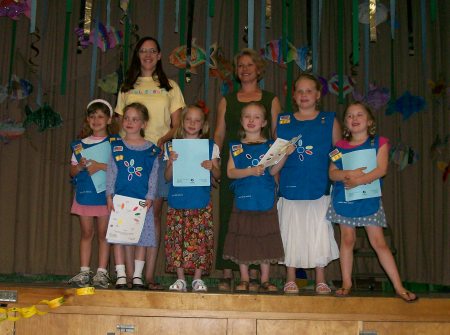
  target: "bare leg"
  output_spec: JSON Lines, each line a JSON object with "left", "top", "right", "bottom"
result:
{"left": 260, "top": 263, "right": 270, "bottom": 283}
{"left": 315, "top": 267, "right": 326, "bottom": 285}
{"left": 286, "top": 266, "right": 296, "bottom": 283}
{"left": 145, "top": 197, "right": 163, "bottom": 285}
{"left": 79, "top": 216, "right": 95, "bottom": 268}
{"left": 177, "top": 267, "right": 185, "bottom": 280}
{"left": 239, "top": 264, "right": 249, "bottom": 282}
{"left": 338, "top": 224, "right": 356, "bottom": 290}
{"left": 96, "top": 215, "right": 110, "bottom": 270}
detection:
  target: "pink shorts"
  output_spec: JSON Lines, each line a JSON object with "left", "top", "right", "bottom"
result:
{"left": 71, "top": 198, "right": 109, "bottom": 217}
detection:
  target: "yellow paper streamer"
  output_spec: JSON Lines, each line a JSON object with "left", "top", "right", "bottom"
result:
{"left": 369, "top": 0, "right": 377, "bottom": 42}
{"left": 83, "top": 0, "right": 93, "bottom": 36}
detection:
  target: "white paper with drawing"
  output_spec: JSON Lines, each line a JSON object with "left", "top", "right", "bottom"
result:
{"left": 106, "top": 194, "right": 147, "bottom": 244}
{"left": 259, "top": 135, "right": 300, "bottom": 168}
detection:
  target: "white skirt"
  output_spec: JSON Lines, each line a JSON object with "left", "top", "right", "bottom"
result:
{"left": 277, "top": 196, "right": 339, "bottom": 269}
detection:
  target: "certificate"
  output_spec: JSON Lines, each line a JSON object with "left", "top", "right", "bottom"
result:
{"left": 172, "top": 139, "right": 210, "bottom": 187}
{"left": 106, "top": 195, "right": 147, "bottom": 244}
{"left": 80, "top": 140, "right": 111, "bottom": 193}
{"left": 342, "top": 148, "right": 381, "bottom": 201}
{"left": 259, "top": 135, "right": 301, "bottom": 168}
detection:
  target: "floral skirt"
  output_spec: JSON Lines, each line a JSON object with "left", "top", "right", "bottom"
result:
{"left": 165, "top": 203, "right": 214, "bottom": 275}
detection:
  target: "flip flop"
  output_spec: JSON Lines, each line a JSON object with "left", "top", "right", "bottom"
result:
{"left": 396, "top": 290, "right": 419, "bottom": 303}
{"left": 335, "top": 287, "right": 351, "bottom": 297}
{"left": 147, "top": 281, "right": 164, "bottom": 291}
{"left": 283, "top": 281, "right": 299, "bottom": 294}
{"left": 315, "top": 282, "right": 332, "bottom": 295}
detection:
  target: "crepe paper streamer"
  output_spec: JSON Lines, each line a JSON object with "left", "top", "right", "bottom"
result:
{"left": 352, "top": 84, "right": 390, "bottom": 111}
{"left": 389, "top": 142, "right": 419, "bottom": 171}
{"left": 364, "top": 23, "right": 369, "bottom": 94}
{"left": 208, "top": 0, "right": 214, "bottom": 17}
{"left": 123, "top": 13, "right": 130, "bottom": 73}
{"left": 185, "top": 0, "right": 195, "bottom": 83}
{"left": 420, "top": 0, "right": 427, "bottom": 81}
{"left": 385, "top": 91, "right": 426, "bottom": 120}
{"left": 233, "top": 0, "right": 239, "bottom": 91}
{"left": 285, "top": 0, "right": 294, "bottom": 112}
{"left": 407, "top": 0, "right": 414, "bottom": 56}
{"left": 90, "top": 7, "right": 100, "bottom": 99}
{"left": 281, "top": 0, "right": 287, "bottom": 64}
{"left": 23, "top": 103, "right": 63, "bottom": 132}
{"left": 29, "top": 0, "right": 36, "bottom": 32}
{"left": 28, "top": 28, "right": 40, "bottom": 73}
{"left": 83, "top": 0, "right": 93, "bottom": 36}
{"left": 175, "top": 0, "right": 179, "bottom": 33}
{"left": 60, "top": 0, "right": 72, "bottom": 95}
{"left": 204, "top": 1, "right": 212, "bottom": 100}
{"left": 311, "top": 0, "right": 318, "bottom": 73}
{"left": 430, "top": 0, "right": 437, "bottom": 23}
{"left": 369, "top": 0, "right": 377, "bottom": 42}
{"left": 177, "top": 0, "right": 187, "bottom": 91}
{"left": 337, "top": 0, "right": 344, "bottom": 104}
{"left": 259, "top": 0, "right": 266, "bottom": 89}
{"left": 7, "top": 20, "right": 17, "bottom": 85}
{"left": 352, "top": 0, "right": 359, "bottom": 67}
{"left": 390, "top": 0, "right": 395, "bottom": 39}
{"left": 247, "top": 0, "right": 254, "bottom": 49}
{"left": 158, "top": 0, "right": 165, "bottom": 48}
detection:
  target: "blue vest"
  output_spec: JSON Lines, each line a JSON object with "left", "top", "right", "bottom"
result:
{"left": 230, "top": 140, "right": 276, "bottom": 211}
{"left": 331, "top": 136, "right": 381, "bottom": 217}
{"left": 111, "top": 138, "right": 159, "bottom": 199}
{"left": 167, "top": 139, "right": 214, "bottom": 209}
{"left": 276, "top": 111, "right": 334, "bottom": 200}
{"left": 71, "top": 137, "right": 110, "bottom": 206}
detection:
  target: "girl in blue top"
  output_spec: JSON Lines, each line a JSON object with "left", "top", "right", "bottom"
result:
{"left": 327, "top": 102, "right": 417, "bottom": 302}
{"left": 223, "top": 102, "right": 294, "bottom": 293}
{"left": 164, "top": 104, "right": 220, "bottom": 292}
{"left": 277, "top": 73, "right": 341, "bottom": 294}
{"left": 69, "top": 99, "right": 117, "bottom": 289}
{"left": 106, "top": 103, "right": 160, "bottom": 290}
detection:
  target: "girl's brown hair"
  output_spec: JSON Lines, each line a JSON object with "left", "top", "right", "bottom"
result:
{"left": 77, "top": 101, "right": 118, "bottom": 138}
{"left": 238, "top": 102, "right": 268, "bottom": 140}
{"left": 123, "top": 102, "right": 150, "bottom": 138}
{"left": 342, "top": 101, "right": 377, "bottom": 141}
{"left": 174, "top": 104, "right": 210, "bottom": 139}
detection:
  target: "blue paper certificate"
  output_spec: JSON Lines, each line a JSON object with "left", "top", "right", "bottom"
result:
{"left": 342, "top": 148, "right": 381, "bottom": 201}
{"left": 80, "top": 141, "right": 111, "bottom": 193}
{"left": 172, "top": 139, "right": 210, "bottom": 187}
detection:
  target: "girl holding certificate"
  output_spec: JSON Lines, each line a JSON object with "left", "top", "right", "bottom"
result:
{"left": 106, "top": 103, "right": 160, "bottom": 289}
{"left": 69, "top": 99, "right": 117, "bottom": 289}
{"left": 223, "top": 102, "right": 294, "bottom": 293}
{"left": 327, "top": 102, "right": 417, "bottom": 302}
{"left": 164, "top": 104, "right": 220, "bottom": 292}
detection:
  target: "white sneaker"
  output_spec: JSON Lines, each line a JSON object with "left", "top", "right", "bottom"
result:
{"left": 169, "top": 279, "right": 187, "bottom": 292}
{"left": 192, "top": 279, "right": 207, "bottom": 292}
{"left": 68, "top": 271, "right": 92, "bottom": 287}
{"left": 92, "top": 271, "right": 111, "bottom": 289}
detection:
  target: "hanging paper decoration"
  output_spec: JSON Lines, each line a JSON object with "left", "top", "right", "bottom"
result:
{"left": 97, "top": 69, "right": 123, "bottom": 95}
{"left": 23, "top": 104, "right": 63, "bottom": 132}
{"left": 260, "top": 39, "right": 310, "bottom": 71}
{"left": 208, "top": 43, "right": 233, "bottom": 93}
{"left": 430, "top": 134, "right": 449, "bottom": 160}
{"left": 389, "top": 142, "right": 419, "bottom": 171}
{"left": 428, "top": 79, "right": 447, "bottom": 98}
{"left": 352, "top": 84, "right": 390, "bottom": 111}
{"left": 318, "top": 76, "right": 329, "bottom": 97}
{"left": 0, "top": 119, "right": 25, "bottom": 143}
{"left": 9, "top": 75, "right": 33, "bottom": 100}
{"left": 358, "top": 1, "right": 388, "bottom": 26}
{"left": 0, "top": 0, "right": 30, "bottom": 19}
{"left": 328, "top": 74, "right": 355, "bottom": 97}
{"left": 265, "top": 0, "right": 271, "bottom": 28}
{"left": 385, "top": 91, "right": 426, "bottom": 120}
{"left": 437, "top": 161, "right": 450, "bottom": 182}
{"left": 169, "top": 39, "right": 207, "bottom": 74}
{"left": 75, "top": 23, "right": 123, "bottom": 52}
{"left": 0, "top": 85, "right": 8, "bottom": 103}
{"left": 28, "top": 27, "right": 40, "bottom": 73}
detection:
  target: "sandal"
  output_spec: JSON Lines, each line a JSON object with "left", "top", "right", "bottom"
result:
{"left": 192, "top": 279, "right": 208, "bottom": 292}
{"left": 283, "top": 281, "right": 299, "bottom": 294}
{"left": 335, "top": 287, "right": 351, "bottom": 297}
{"left": 218, "top": 277, "right": 233, "bottom": 292}
{"left": 147, "top": 281, "right": 164, "bottom": 291}
{"left": 249, "top": 279, "right": 260, "bottom": 293}
{"left": 169, "top": 279, "right": 187, "bottom": 292}
{"left": 315, "top": 282, "right": 332, "bottom": 295}
{"left": 132, "top": 277, "right": 146, "bottom": 290}
{"left": 115, "top": 276, "right": 128, "bottom": 290}
{"left": 396, "top": 290, "right": 418, "bottom": 303}
{"left": 260, "top": 281, "right": 278, "bottom": 293}
{"left": 235, "top": 281, "right": 249, "bottom": 292}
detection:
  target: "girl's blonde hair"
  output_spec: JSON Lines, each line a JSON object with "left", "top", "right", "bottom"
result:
{"left": 174, "top": 104, "right": 210, "bottom": 139}
{"left": 123, "top": 102, "right": 150, "bottom": 138}
{"left": 233, "top": 48, "right": 267, "bottom": 82}
{"left": 342, "top": 101, "right": 377, "bottom": 141}
{"left": 77, "top": 100, "right": 118, "bottom": 138}
{"left": 238, "top": 102, "right": 268, "bottom": 140}
{"left": 293, "top": 73, "right": 322, "bottom": 111}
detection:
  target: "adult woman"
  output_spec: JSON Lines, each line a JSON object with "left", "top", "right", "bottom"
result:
{"left": 115, "top": 36, "right": 186, "bottom": 290}
{"left": 214, "top": 48, "right": 282, "bottom": 291}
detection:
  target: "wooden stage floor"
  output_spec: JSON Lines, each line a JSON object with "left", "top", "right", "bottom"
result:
{"left": 1, "top": 282, "right": 449, "bottom": 335}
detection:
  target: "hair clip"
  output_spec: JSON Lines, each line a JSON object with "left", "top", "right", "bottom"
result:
{"left": 196, "top": 100, "right": 209, "bottom": 115}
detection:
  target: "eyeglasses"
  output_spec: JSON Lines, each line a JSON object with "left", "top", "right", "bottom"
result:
{"left": 123, "top": 116, "right": 143, "bottom": 124}
{"left": 138, "top": 48, "right": 159, "bottom": 55}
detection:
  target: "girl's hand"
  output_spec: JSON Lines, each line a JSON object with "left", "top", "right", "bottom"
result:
{"left": 345, "top": 167, "right": 366, "bottom": 179}
{"left": 107, "top": 197, "right": 115, "bottom": 212}
{"left": 252, "top": 165, "right": 265, "bottom": 176}
{"left": 168, "top": 151, "right": 178, "bottom": 163}
{"left": 343, "top": 175, "right": 362, "bottom": 189}
{"left": 285, "top": 144, "right": 296, "bottom": 156}
{"left": 77, "top": 157, "right": 87, "bottom": 171}
{"left": 85, "top": 160, "right": 103, "bottom": 175}
{"left": 201, "top": 160, "right": 213, "bottom": 170}
{"left": 145, "top": 199, "right": 153, "bottom": 210}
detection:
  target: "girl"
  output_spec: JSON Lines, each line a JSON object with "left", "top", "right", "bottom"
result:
{"left": 106, "top": 102, "right": 160, "bottom": 289}
{"left": 116, "top": 36, "right": 186, "bottom": 290}
{"left": 223, "top": 102, "right": 293, "bottom": 293}
{"left": 69, "top": 99, "right": 117, "bottom": 288}
{"left": 277, "top": 73, "right": 341, "bottom": 294}
{"left": 327, "top": 102, "right": 417, "bottom": 302}
{"left": 164, "top": 104, "right": 220, "bottom": 292}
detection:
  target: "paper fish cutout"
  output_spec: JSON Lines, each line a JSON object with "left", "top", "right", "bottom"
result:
{"left": 98, "top": 69, "right": 123, "bottom": 94}
{"left": 260, "top": 39, "right": 310, "bottom": 70}
{"left": 0, "top": 0, "right": 30, "bottom": 20}
{"left": 23, "top": 104, "right": 63, "bottom": 132}
{"left": 89, "top": 23, "right": 123, "bottom": 52}
{"left": 389, "top": 142, "right": 419, "bottom": 171}
{"left": 9, "top": 75, "right": 33, "bottom": 100}
{"left": 169, "top": 39, "right": 207, "bottom": 74}
{"left": 353, "top": 84, "right": 390, "bottom": 111}
{"left": 0, "top": 119, "right": 25, "bottom": 143}
{"left": 386, "top": 91, "right": 426, "bottom": 120}
{"left": 358, "top": 1, "right": 389, "bottom": 26}
{"left": 328, "top": 74, "right": 355, "bottom": 97}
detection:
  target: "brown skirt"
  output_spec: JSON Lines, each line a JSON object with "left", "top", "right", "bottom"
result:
{"left": 223, "top": 202, "right": 284, "bottom": 265}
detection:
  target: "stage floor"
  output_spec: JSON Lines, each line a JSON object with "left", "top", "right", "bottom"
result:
{"left": 1, "top": 282, "right": 449, "bottom": 335}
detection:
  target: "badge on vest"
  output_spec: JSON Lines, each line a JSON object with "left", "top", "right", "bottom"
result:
{"left": 279, "top": 115, "right": 291, "bottom": 124}
{"left": 74, "top": 143, "right": 83, "bottom": 155}
{"left": 113, "top": 146, "right": 123, "bottom": 152}
{"left": 115, "top": 155, "right": 124, "bottom": 161}
{"left": 232, "top": 144, "right": 243, "bottom": 156}
{"left": 329, "top": 148, "right": 342, "bottom": 162}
